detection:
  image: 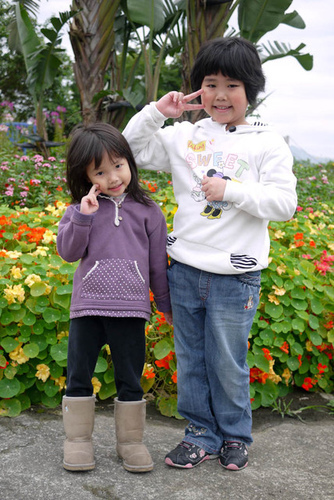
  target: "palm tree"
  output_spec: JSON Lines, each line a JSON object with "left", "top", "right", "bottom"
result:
{"left": 69, "top": 0, "right": 121, "bottom": 124}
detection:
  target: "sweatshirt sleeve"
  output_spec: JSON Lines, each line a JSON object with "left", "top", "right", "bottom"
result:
{"left": 147, "top": 207, "right": 171, "bottom": 313}
{"left": 56, "top": 205, "right": 95, "bottom": 263}
{"left": 123, "top": 103, "right": 172, "bottom": 173}
{"left": 224, "top": 134, "right": 297, "bottom": 222}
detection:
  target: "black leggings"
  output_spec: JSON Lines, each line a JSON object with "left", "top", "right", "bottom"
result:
{"left": 65, "top": 316, "right": 146, "bottom": 401}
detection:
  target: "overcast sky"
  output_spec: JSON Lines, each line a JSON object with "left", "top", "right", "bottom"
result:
{"left": 38, "top": 0, "right": 334, "bottom": 160}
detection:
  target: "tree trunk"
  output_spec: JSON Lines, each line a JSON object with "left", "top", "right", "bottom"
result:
{"left": 69, "top": 0, "right": 121, "bottom": 124}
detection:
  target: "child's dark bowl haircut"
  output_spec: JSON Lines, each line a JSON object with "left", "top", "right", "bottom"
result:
{"left": 190, "top": 37, "right": 265, "bottom": 107}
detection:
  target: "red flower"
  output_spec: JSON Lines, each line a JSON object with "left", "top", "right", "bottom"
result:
{"left": 279, "top": 341, "right": 289, "bottom": 354}
{"left": 302, "top": 377, "right": 316, "bottom": 391}
{"left": 250, "top": 368, "right": 269, "bottom": 384}
{"left": 155, "top": 351, "right": 174, "bottom": 369}
{"left": 262, "top": 348, "right": 273, "bottom": 360}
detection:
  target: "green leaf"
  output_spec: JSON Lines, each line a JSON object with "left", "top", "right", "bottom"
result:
{"left": 264, "top": 303, "right": 283, "bottom": 319}
{"left": 1, "top": 337, "right": 20, "bottom": 353}
{"left": 287, "top": 356, "right": 301, "bottom": 371}
{"left": 0, "top": 398, "right": 21, "bottom": 417}
{"left": 30, "top": 282, "right": 47, "bottom": 297}
{"left": 260, "top": 380, "right": 280, "bottom": 407}
{"left": 94, "top": 357, "right": 108, "bottom": 373}
{"left": 253, "top": 353, "right": 269, "bottom": 372}
{"left": 22, "top": 311, "right": 36, "bottom": 326}
{"left": 98, "top": 381, "right": 117, "bottom": 400}
{"left": 50, "top": 343, "right": 68, "bottom": 362}
{"left": 291, "top": 317, "right": 305, "bottom": 332}
{"left": 1, "top": 310, "right": 14, "bottom": 325}
{"left": 23, "top": 343, "right": 40, "bottom": 358}
{"left": 310, "top": 298, "right": 323, "bottom": 315}
{"left": 104, "top": 368, "right": 115, "bottom": 384}
{"left": 309, "top": 332, "right": 322, "bottom": 346}
{"left": 44, "top": 379, "right": 60, "bottom": 398}
{"left": 41, "top": 392, "right": 61, "bottom": 408}
{"left": 291, "top": 299, "right": 308, "bottom": 311}
{"left": 153, "top": 338, "right": 174, "bottom": 359}
{"left": 56, "top": 285, "right": 73, "bottom": 295}
{"left": 308, "top": 315, "right": 320, "bottom": 330}
{"left": 0, "top": 377, "right": 21, "bottom": 398}
{"left": 127, "top": 0, "right": 166, "bottom": 32}
{"left": 158, "top": 397, "right": 181, "bottom": 418}
{"left": 43, "top": 308, "right": 61, "bottom": 323}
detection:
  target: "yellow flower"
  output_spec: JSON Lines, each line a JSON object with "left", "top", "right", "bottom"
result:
{"left": 30, "top": 246, "right": 48, "bottom": 257}
{"left": 24, "top": 274, "right": 42, "bottom": 287}
{"left": 57, "top": 330, "right": 69, "bottom": 341}
{"left": 306, "top": 340, "right": 313, "bottom": 352}
{"left": 282, "top": 368, "right": 291, "bottom": 386}
{"left": 91, "top": 377, "right": 102, "bottom": 394}
{"left": 267, "top": 360, "right": 282, "bottom": 384}
{"left": 9, "top": 344, "right": 29, "bottom": 364}
{"left": 294, "top": 269, "right": 300, "bottom": 276}
{"left": 276, "top": 264, "right": 286, "bottom": 275}
{"left": 42, "top": 229, "right": 56, "bottom": 244}
{"left": 4, "top": 284, "right": 25, "bottom": 304}
{"left": 43, "top": 285, "right": 52, "bottom": 295}
{"left": 272, "top": 285, "right": 286, "bottom": 296}
{"left": 268, "top": 293, "right": 280, "bottom": 305}
{"left": 6, "top": 250, "right": 22, "bottom": 259}
{"left": 105, "top": 345, "right": 111, "bottom": 355}
{"left": 52, "top": 376, "right": 66, "bottom": 391}
{"left": 10, "top": 266, "right": 23, "bottom": 279}
{"left": 274, "top": 230, "right": 285, "bottom": 239}
{"left": 35, "top": 364, "right": 50, "bottom": 382}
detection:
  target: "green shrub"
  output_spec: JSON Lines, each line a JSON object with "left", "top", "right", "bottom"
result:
{"left": 0, "top": 154, "right": 333, "bottom": 417}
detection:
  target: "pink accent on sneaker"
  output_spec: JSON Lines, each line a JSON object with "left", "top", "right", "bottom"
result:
{"left": 225, "top": 461, "right": 248, "bottom": 471}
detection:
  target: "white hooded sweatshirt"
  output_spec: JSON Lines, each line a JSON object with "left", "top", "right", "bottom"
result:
{"left": 123, "top": 103, "right": 297, "bottom": 274}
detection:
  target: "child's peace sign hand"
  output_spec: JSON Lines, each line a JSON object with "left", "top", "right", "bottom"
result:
{"left": 156, "top": 90, "right": 205, "bottom": 119}
{"left": 80, "top": 184, "right": 101, "bottom": 214}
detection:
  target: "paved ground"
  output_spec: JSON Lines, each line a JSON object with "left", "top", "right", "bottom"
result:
{"left": 1, "top": 390, "right": 333, "bottom": 500}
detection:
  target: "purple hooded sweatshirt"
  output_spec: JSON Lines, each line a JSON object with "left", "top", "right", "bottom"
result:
{"left": 56, "top": 195, "right": 171, "bottom": 321}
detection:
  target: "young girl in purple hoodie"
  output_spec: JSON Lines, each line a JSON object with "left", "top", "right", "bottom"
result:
{"left": 57, "top": 123, "right": 172, "bottom": 473}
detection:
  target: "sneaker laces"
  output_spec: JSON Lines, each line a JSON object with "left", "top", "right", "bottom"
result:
{"left": 224, "top": 441, "right": 243, "bottom": 450}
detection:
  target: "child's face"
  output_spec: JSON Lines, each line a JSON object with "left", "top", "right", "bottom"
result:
{"left": 86, "top": 152, "right": 131, "bottom": 197}
{"left": 200, "top": 72, "right": 249, "bottom": 128}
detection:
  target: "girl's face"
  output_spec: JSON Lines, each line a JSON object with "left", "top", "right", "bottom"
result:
{"left": 201, "top": 72, "right": 249, "bottom": 128}
{"left": 86, "top": 152, "right": 131, "bottom": 197}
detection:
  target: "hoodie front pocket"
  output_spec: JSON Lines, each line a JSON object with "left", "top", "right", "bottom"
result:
{"left": 81, "top": 258, "right": 146, "bottom": 301}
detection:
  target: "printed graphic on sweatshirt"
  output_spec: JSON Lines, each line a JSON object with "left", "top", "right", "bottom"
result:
{"left": 81, "top": 258, "right": 146, "bottom": 301}
{"left": 186, "top": 138, "right": 250, "bottom": 220}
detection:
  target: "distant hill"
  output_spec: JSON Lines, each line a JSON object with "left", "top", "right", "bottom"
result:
{"left": 289, "top": 145, "right": 331, "bottom": 164}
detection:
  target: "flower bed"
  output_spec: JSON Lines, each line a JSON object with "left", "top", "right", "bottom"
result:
{"left": 0, "top": 154, "right": 333, "bottom": 417}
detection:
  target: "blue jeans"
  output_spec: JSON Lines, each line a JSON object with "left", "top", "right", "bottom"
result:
{"left": 167, "top": 260, "right": 261, "bottom": 454}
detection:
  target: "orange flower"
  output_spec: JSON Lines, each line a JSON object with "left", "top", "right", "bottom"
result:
{"left": 143, "top": 366, "right": 155, "bottom": 380}
{"left": 279, "top": 341, "right": 289, "bottom": 354}
{"left": 262, "top": 348, "right": 273, "bottom": 360}
{"left": 155, "top": 351, "right": 174, "bottom": 369}
{"left": 250, "top": 367, "right": 269, "bottom": 384}
{"left": 294, "top": 232, "right": 304, "bottom": 240}
{"left": 171, "top": 370, "right": 177, "bottom": 383}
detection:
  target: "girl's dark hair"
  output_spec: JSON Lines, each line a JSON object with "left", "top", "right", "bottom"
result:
{"left": 190, "top": 37, "right": 265, "bottom": 107}
{"left": 66, "top": 122, "right": 151, "bottom": 205}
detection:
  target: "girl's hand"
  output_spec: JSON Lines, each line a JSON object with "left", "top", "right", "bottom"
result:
{"left": 164, "top": 311, "right": 173, "bottom": 326}
{"left": 80, "top": 184, "right": 101, "bottom": 214}
{"left": 156, "top": 90, "right": 205, "bottom": 119}
{"left": 201, "top": 175, "right": 227, "bottom": 202}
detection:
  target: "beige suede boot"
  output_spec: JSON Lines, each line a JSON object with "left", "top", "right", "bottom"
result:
{"left": 62, "top": 395, "right": 96, "bottom": 471}
{"left": 114, "top": 398, "right": 153, "bottom": 472}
